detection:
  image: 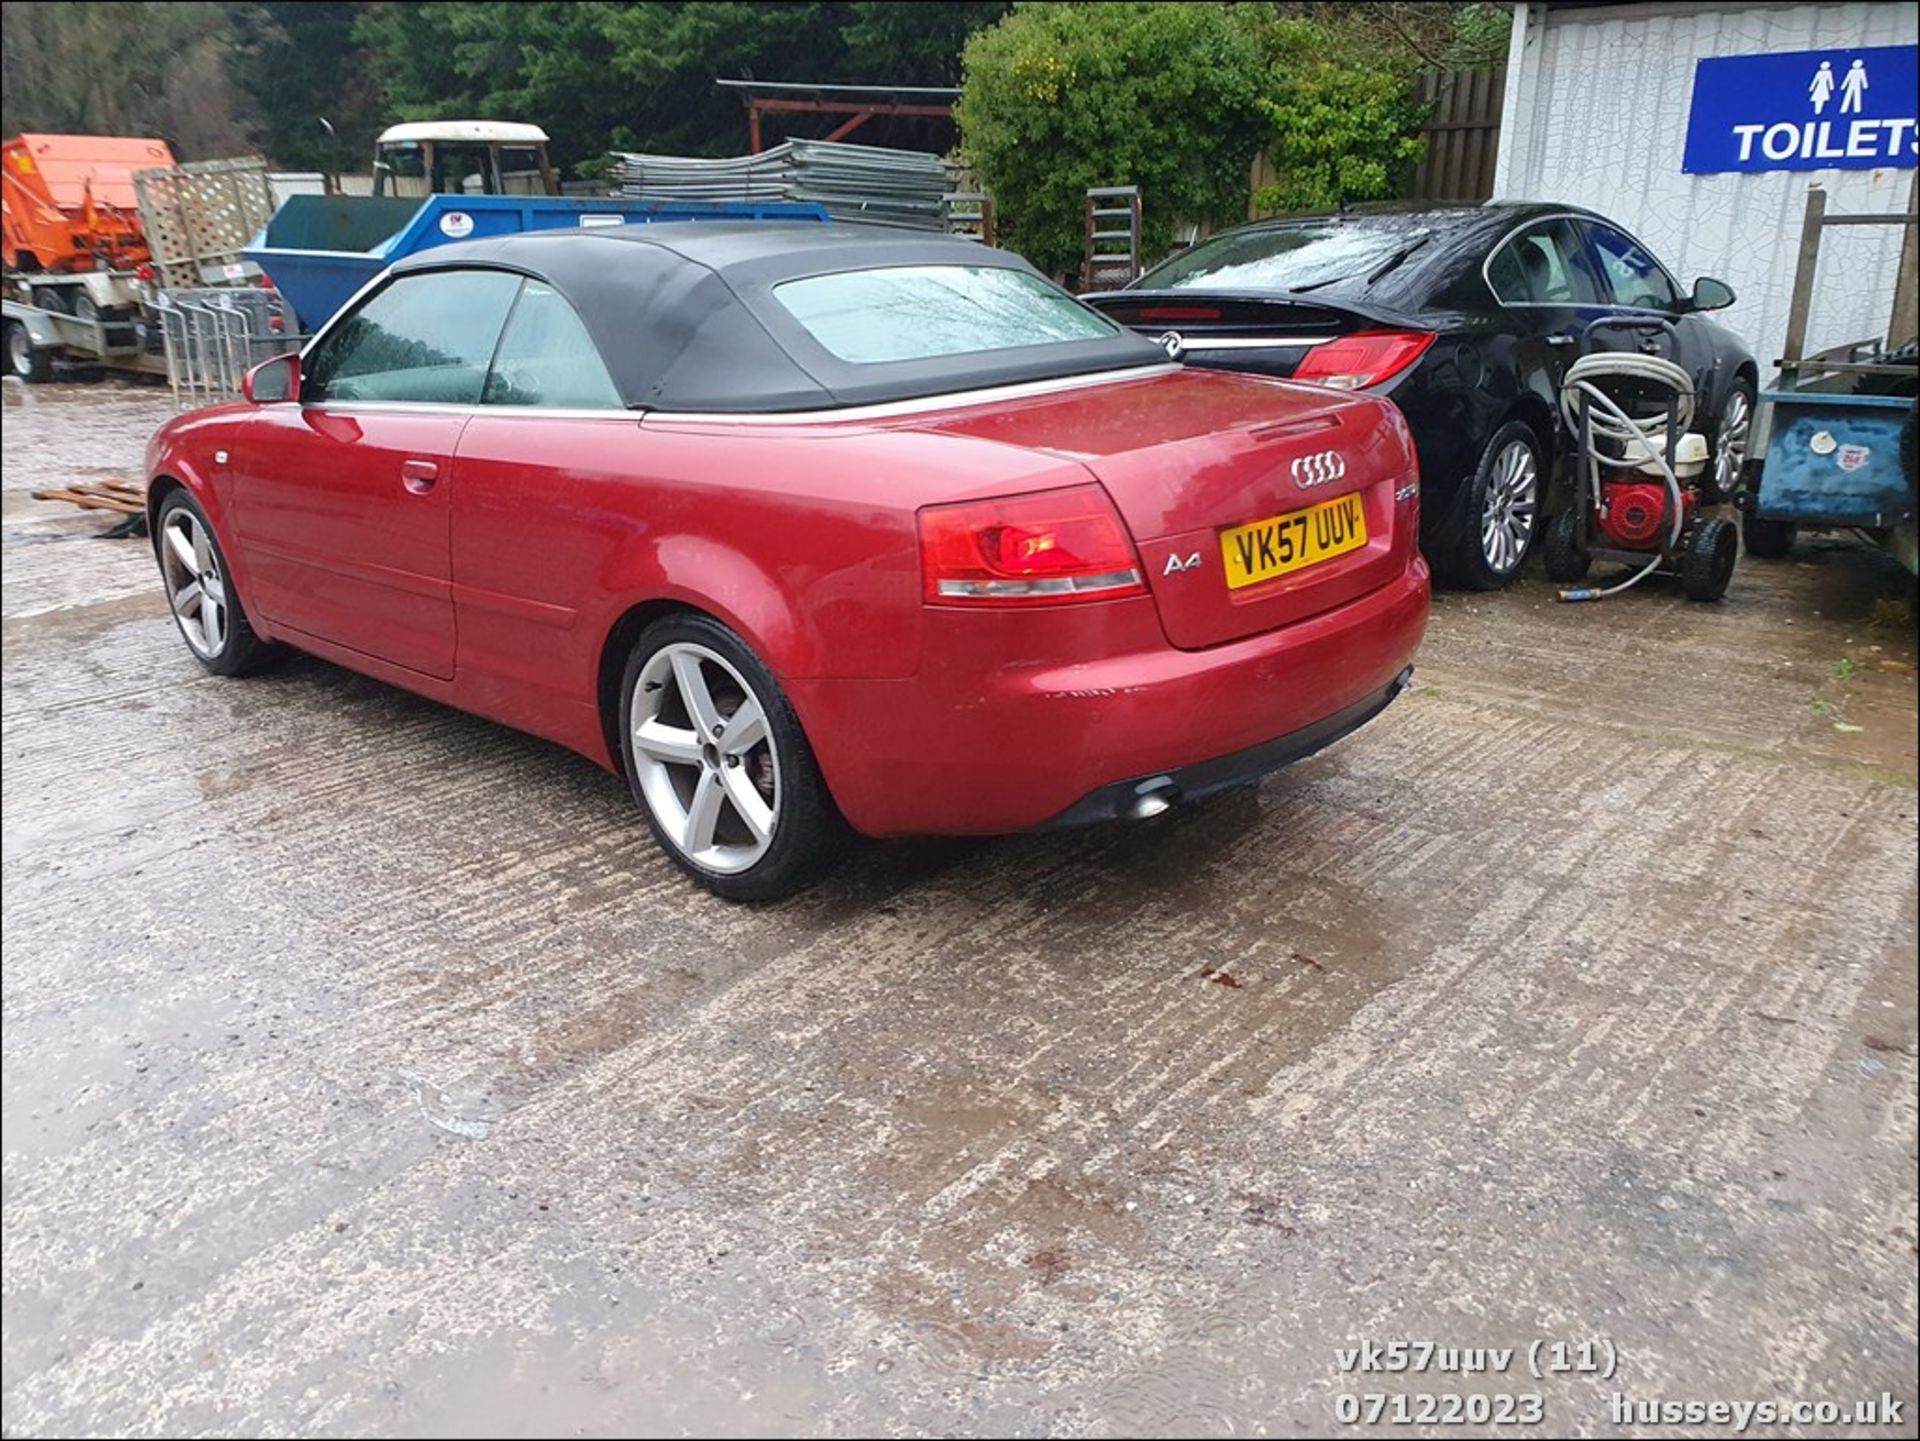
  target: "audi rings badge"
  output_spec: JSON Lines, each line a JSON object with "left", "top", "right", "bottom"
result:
{"left": 1291, "top": 450, "right": 1347, "bottom": 488}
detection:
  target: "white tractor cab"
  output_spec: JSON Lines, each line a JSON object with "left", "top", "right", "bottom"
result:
{"left": 371, "top": 121, "right": 558, "bottom": 199}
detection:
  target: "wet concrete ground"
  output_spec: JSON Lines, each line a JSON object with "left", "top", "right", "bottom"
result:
{"left": 3, "top": 379, "right": 1916, "bottom": 1438}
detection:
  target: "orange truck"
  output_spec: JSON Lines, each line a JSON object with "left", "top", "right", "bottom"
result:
{"left": 2, "top": 133, "right": 175, "bottom": 276}
{"left": 5, "top": 135, "right": 290, "bottom": 387}
{"left": 3, "top": 134, "right": 179, "bottom": 381}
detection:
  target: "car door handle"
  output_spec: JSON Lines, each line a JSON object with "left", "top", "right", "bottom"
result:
{"left": 401, "top": 458, "right": 439, "bottom": 494}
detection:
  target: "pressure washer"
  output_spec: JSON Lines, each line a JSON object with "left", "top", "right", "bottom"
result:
{"left": 1545, "top": 317, "right": 1738, "bottom": 603}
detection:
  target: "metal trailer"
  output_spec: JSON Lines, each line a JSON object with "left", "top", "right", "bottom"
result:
{"left": 4, "top": 281, "right": 304, "bottom": 403}
{"left": 3, "top": 291, "right": 165, "bottom": 382}
{"left": 4, "top": 155, "right": 283, "bottom": 390}
{"left": 1742, "top": 184, "right": 1919, "bottom": 573}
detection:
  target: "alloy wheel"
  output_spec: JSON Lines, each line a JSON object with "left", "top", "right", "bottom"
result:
{"left": 160, "top": 508, "right": 228, "bottom": 659}
{"left": 629, "top": 642, "right": 781, "bottom": 875}
{"left": 1714, "top": 388, "right": 1751, "bottom": 495}
{"left": 1481, "top": 439, "right": 1539, "bottom": 576}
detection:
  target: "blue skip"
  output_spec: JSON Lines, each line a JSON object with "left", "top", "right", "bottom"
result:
{"left": 245, "top": 192, "right": 828, "bottom": 333}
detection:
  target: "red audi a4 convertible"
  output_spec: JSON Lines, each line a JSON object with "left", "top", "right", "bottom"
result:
{"left": 146, "top": 224, "right": 1428, "bottom": 897}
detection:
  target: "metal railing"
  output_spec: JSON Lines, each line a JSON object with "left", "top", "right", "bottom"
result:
{"left": 151, "top": 288, "right": 306, "bottom": 408}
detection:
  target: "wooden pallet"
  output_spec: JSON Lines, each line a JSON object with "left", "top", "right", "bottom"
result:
{"left": 31, "top": 475, "right": 147, "bottom": 515}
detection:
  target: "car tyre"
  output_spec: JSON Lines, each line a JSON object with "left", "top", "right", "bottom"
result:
{"left": 1541, "top": 505, "right": 1591, "bottom": 583}
{"left": 1681, "top": 516, "right": 1738, "bottom": 602}
{"left": 1430, "top": 420, "right": 1543, "bottom": 590}
{"left": 6, "top": 320, "right": 53, "bottom": 384}
{"left": 154, "top": 489, "right": 274, "bottom": 675}
{"left": 1741, "top": 511, "right": 1797, "bottom": 560}
{"left": 1706, "top": 377, "right": 1755, "bottom": 505}
{"left": 619, "top": 613, "right": 846, "bottom": 901}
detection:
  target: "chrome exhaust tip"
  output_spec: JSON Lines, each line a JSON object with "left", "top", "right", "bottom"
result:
{"left": 1128, "top": 779, "right": 1179, "bottom": 819}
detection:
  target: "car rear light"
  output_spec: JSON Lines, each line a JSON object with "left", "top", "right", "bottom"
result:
{"left": 1292, "top": 329, "right": 1435, "bottom": 390}
{"left": 1137, "top": 306, "right": 1221, "bottom": 321}
{"left": 920, "top": 484, "right": 1146, "bottom": 605}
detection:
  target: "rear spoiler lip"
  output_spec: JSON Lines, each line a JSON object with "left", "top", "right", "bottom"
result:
{"left": 1080, "top": 287, "right": 1426, "bottom": 334}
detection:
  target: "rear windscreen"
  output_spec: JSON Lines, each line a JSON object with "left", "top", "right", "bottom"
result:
{"left": 1140, "top": 224, "right": 1415, "bottom": 293}
{"left": 774, "top": 265, "right": 1119, "bottom": 364}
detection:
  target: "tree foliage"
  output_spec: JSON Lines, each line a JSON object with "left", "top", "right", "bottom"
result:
{"left": 843, "top": 1, "right": 1008, "bottom": 83}
{"left": 1, "top": 2, "right": 249, "bottom": 159}
{"left": 1284, "top": 1, "right": 1511, "bottom": 76}
{"left": 600, "top": 2, "right": 874, "bottom": 159}
{"left": 355, "top": 2, "right": 635, "bottom": 170}
{"left": 227, "top": 2, "right": 381, "bottom": 173}
{"left": 354, "top": 1, "right": 1009, "bottom": 170}
{"left": 956, "top": 2, "right": 1269, "bottom": 280}
{"left": 2, "top": 2, "right": 1010, "bottom": 173}
{"left": 1237, "top": 14, "right": 1426, "bottom": 215}
{"left": 4, "top": 0, "right": 1493, "bottom": 266}
{"left": 957, "top": 2, "right": 1456, "bottom": 271}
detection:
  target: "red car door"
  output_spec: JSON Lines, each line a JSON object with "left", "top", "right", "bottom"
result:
{"left": 234, "top": 269, "right": 523, "bottom": 679}
{"left": 443, "top": 277, "right": 631, "bottom": 695}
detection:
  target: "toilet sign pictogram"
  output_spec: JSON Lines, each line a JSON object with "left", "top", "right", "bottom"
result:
{"left": 1683, "top": 44, "right": 1917, "bottom": 174}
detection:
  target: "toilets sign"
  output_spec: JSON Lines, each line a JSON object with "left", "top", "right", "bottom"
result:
{"left": 1683, "top": 44, "right": 1917, "bottom": 173}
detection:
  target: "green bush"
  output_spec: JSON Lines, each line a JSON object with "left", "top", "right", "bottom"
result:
{"left": 958, "top": 3, "right": 1433, "bottom": 274}
{"left": 955, "top": 2, "right": 1269, "bottom": 279}
{"left": 1241, "top": 14, "right": 1426, "bottom": 215}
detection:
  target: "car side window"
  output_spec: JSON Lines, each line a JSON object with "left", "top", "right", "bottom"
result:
{"left": 1486, "top": 220, "right": 1602, "bottom": 306}
{"left": 1585, "top": 224, "right": 1679, "bottom": 311}
{"left": 482, "top": 280, "right": 624, "bottom": 409}
{"left": 304, "top": 269, "right": 521, "bottom": 405}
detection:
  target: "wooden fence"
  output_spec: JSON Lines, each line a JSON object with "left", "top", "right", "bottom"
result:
{"left": 1405, "top": 66, "right": 1505, "bottom": 203}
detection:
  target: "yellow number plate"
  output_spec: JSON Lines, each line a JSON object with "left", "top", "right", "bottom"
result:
{"left": 1220, "top": 492, "right": 1367, "bottom": 590}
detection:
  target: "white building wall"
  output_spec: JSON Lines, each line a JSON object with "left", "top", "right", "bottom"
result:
{"left": 1494, "top": 1, "right": 1917, "bottom": 370}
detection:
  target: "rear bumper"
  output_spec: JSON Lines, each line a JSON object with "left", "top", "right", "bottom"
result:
{"left": 790, "top": 558, "right": 1429, "bottom": 838}
{"left": 1044, "top": 664, "right": 1415, "bottom": 828}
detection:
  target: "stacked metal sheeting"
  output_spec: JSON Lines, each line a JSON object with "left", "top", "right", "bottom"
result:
{"left": 609, "top": 141, "right": 950, "bottom": 230}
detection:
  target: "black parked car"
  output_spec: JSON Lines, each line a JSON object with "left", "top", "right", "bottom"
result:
{"left": 1084, "top": 204, "right": 1758, "bottom": 589}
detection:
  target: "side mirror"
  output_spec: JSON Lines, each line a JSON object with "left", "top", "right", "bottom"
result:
{"left": 1688, "top": 276, "right": 1735, "bottom": 312}
{"left": 242, "top": 352, "right": 300, "bottom": 404}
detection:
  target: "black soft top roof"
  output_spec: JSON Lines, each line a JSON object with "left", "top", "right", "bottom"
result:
{"left": 390, "top": 222, "right": 1167, "bottom": 413}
